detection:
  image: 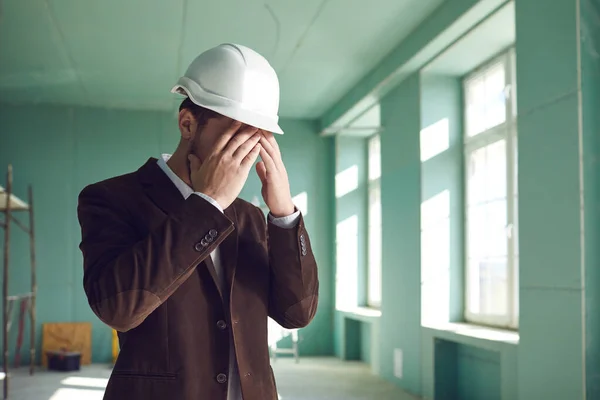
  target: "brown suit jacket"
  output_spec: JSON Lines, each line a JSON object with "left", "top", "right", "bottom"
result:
{"left": 77, "top": 158, "right": 319, "bottom": 400}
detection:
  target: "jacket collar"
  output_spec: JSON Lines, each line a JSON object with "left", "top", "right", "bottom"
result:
{"left": 137, "top": 157, "right": 184, "bottom": 215}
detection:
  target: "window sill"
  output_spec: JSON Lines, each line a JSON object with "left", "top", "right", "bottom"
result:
{"left": 422, "top": 322, "right": 519, "bottom": 350}
{"left": 336, "top": 306, "right": 382, "bottom": 323}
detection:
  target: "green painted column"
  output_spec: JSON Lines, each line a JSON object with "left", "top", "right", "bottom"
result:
{"left": 332, "top": 135, "right": 368, "bottom": 360}
{"left": 379, "top": 73, "right": 421, "bottom": 395}
{"left": 516, "top": 0, "right": 599, "bottom": 398}
{"left": 581, "top": 0, "right": 600, "bottom": 397}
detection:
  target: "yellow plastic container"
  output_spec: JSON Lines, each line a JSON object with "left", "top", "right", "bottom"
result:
{"left": 112, "top": 329, "right": 119, "bottom": 364}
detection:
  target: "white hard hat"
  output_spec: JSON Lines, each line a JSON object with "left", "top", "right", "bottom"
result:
{"left": 171, "top": 43, "right": 283, "bottom": 134}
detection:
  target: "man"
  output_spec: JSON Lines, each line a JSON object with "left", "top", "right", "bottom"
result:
{"left": 77, "top": 43, "right": 319, "bottom": 400}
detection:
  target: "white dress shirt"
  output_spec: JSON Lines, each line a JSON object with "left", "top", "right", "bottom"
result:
{"left": 157, "top": 154, "right": 299, "bottom": 400}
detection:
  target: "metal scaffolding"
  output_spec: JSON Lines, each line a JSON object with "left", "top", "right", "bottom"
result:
{"left": 0, "top": 165, "right": 37, "bottom": 399}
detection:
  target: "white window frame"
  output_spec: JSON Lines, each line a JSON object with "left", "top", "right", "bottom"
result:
{"left": 367, "top": 134, "right": 382, "bottom": 309}
{"left": 463, "top": 49, "right": 519, "bottom": 329}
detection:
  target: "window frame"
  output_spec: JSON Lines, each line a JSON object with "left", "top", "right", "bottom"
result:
{"left": 463, "top": 49, "right": 519, "bottom": 330}
{"left": 367, "top": 134, "right": 382, "bottom": 309}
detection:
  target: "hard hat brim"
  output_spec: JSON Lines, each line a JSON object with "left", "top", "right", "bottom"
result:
{"left": 171, "top": 79, "right": 284, "bottom": 135}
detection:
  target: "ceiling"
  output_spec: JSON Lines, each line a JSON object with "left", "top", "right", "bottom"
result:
{"left": 0, "top": 0, "right": 444, "bottom": 118}
{"left": 422, "top": 1, "right": 515, "bottom": 76}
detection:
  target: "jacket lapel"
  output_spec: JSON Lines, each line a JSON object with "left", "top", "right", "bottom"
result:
{"left": 136, "top": 158, "right": 226, "bottom": 300}
{"left": 202, "top": 257, "right": 223, "bottom": 301}
{"left": 221, "top": 204, "right": 239, "bottom": 305}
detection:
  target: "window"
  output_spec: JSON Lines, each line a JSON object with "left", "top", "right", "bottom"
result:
{"left": 464, "top": 50, "right": 519, "bottom": 329}
{"left": 367, "top": 134, "right": 382, "bottom": 308}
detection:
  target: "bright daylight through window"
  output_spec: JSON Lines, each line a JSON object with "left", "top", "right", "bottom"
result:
{"left": 464, "top": 50, "right": 519, "bottom": 329}
{"left": 367, "top": 134, "right": 382, "bottom": 308}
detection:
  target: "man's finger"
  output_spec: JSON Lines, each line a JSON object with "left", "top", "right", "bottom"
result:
{"left": 232, "top": 133, "right": 261, "bottom": 162}
{"left": 224, "top": 125, "right": 259, "bottom": 155}
{"left": 259, "top": 145, "right": 278, "bottom": 174}
{"left": 240, "top": 144, "right": 261, "bottom": 170}
{"left": 259, "top": 136, "right": 282, "bottom": 170}
{"left": 261, "top": 131, "right": 281, "bottom": 157}
{"left": 255, "top": 161, "right": 267, "bottom": 184}
{"left": 212, "top": 120, "right": 243, "bottom": 153}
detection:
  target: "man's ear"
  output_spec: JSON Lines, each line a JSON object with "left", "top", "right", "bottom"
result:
{"left": 178, "top": 109, "right": 198, "bottom": 141}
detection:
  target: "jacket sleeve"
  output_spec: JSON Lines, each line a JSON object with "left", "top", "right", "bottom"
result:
{"left": 255, "top": 207, "right": 319, "bottom": 329}
{"left": 77, "top": 183, "right": 234, "bottom": 332}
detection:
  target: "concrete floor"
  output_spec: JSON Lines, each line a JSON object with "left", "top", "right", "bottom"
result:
{"left": 1, "top": 357, "right": 419, "bottom": 400}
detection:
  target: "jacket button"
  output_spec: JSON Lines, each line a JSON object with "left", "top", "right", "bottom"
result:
{"left": 216, "top": 373, "right": 227, "bottom": 384}
{"left": 209, "top": 229, "right": 218, "bottom": 238}
{"left": 216, "top": 320, "right": 227, "bottom": 330}
{"left": 194, "top": 242, "right": 204, "bottom": 252}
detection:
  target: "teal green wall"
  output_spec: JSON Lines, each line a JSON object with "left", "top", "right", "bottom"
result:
{"left": 515, "top": 0, "right": 599, "bottom": 397}
{"left": 582, "top": 0, "right": 600, "bottom": 397}
{"left": 454, "top": 344, "right": 501, "bottom": 400}
{"left": 0, "top": 103, "right": 334, "bottom": 364}
{"left": 379, "top": 73, "right": 422, "bottom": 394}
{"left": 331, "top": 1, "right": 600, "bottom": 399}
{"left": 360, "top": 322, "right": 372, "bottom": 364}
{"left": 434, "top": 341, "right": 501, "bottom": 400}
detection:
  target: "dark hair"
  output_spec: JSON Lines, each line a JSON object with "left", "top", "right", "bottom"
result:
{"left": 179, "top": 97, "right": 219, "bottom": 126}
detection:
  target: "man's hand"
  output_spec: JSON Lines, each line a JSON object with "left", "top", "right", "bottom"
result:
{"left": 256, "top": 131, "right": 295, "bottom": 218}
{"left": 189, "top": 121, "right": 261, "bottom": 210}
